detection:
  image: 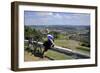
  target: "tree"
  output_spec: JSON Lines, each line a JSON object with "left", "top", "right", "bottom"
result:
{"left": 25, "top": 26, "right": 44, "bottom": 54}
{"left": 32, "top": 29, "right": 43, "bottom": 42}
{"left": 24, "top": 26, "right": 33, "bottom": 40}
{"left": 24, "top": 26, "right": 43, "bottom": 41}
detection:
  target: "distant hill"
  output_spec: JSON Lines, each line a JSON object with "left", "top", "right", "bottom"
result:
{"left": 25, "top": 25, "right": 90, "bottom": 32}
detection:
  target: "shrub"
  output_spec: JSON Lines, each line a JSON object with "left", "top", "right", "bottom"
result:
{"left": 81, "top": 42, "right": 90, "bottom": 47}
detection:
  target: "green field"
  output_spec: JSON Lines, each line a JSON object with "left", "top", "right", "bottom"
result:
{"left": 45, "top": 50, "right": 73, "bottom": 60}
{"left": 54, "top": 39, "right": 90, "bottom": 56}
{"left": 55, "top": 39, "right": 80, "bottom": 49}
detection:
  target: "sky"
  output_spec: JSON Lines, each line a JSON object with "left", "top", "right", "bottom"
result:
{"left": 24, "top": 11, "right": 90, "bottom": 26}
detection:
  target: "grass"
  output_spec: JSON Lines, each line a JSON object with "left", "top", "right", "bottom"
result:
{"left": 45, "top": 50, "right": 73, "bottom": 60}
{"left": 77, "top": 46, "right": 90, "bottom": 51}
{"left": 54, "top": 39, "right": 90, "bottom": 56}
{"left": 54, "top": 39, "right": 80, "bottom": 49}
{"left": 74, "top": 48, "right": 90, "bottom": 56}
{"left": 76, "top": 46, "right": 90, "bottom": 56}
{"left": 24, "top": 37, "right": 90, "bottom": 61}
{"left": 24, "top": 45, "right": 73, "bottom": 61}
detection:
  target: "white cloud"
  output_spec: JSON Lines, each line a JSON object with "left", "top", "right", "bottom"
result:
{"left": 54, "top": 13, "right": 62, "bottom": 18}
{"left": 36, "top": 12, "right": 53, "bottom": 16}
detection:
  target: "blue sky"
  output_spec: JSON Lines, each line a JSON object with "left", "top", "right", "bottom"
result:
{"left": 24, "top": 11, "right": 90, "bottom": 26}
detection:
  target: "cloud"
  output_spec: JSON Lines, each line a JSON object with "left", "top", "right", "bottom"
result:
{"left": 53, "top": 13, "right": 62, "bottom": 18}
{"left": 36, "top": 12, "right": 53, "bottom": 16}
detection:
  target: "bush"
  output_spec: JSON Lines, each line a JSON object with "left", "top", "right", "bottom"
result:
{"left": 81, "top": 42, "right": 90, "bottom": 47}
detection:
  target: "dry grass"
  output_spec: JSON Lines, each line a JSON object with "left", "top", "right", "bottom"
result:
{"left": 24, "top": 51, "right": 49, "bottom": 61}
